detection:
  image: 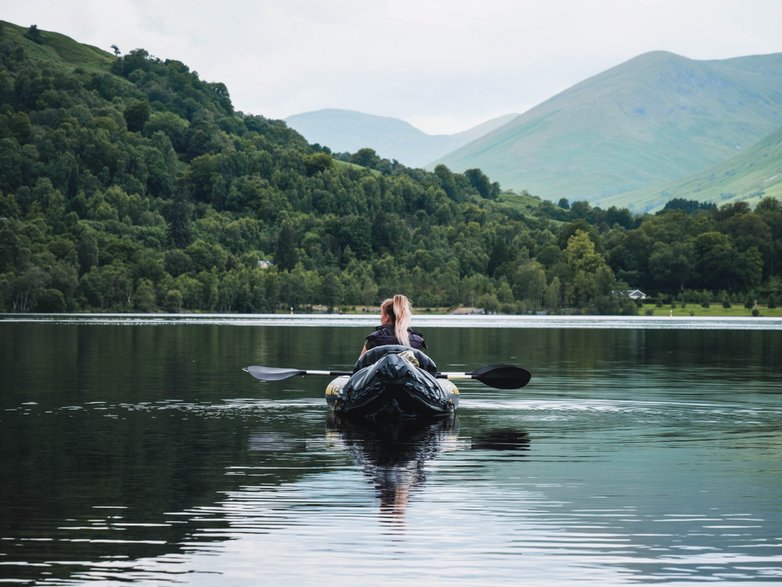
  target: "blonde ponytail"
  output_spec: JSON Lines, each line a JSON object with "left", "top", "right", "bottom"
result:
{"left": 392, "top": 294, "right": 412, "bottom": 347}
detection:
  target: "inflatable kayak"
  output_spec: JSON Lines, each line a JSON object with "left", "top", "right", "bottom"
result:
{"left": 325, "top": 345, "right": 459, "bottom": 420}
{"left": 245, "top": 349, "right": 529, "bottom": 420}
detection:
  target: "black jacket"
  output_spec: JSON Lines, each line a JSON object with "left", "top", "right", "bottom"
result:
{"left": 365, "top": 325, "right": 427, "bottom": 351}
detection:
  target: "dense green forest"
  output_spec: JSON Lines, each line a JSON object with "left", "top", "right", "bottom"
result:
{"left": 1, "top": 22, "right": 781, "bottom": 314}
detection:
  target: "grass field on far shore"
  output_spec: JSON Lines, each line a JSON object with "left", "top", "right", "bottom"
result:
{"left": 638, "top": 303, "right": 782, "bottom": 318}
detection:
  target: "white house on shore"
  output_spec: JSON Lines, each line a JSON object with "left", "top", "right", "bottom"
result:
{"left": 613, "top": 289, "right": 648, "bottom": 300}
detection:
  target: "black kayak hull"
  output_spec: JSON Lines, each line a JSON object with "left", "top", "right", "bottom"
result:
{"left": 325, "top": 347, "right": 459, "bottom": 420}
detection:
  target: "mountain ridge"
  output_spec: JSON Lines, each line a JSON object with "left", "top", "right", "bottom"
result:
{"left": 285, "top": 108, "right": 517, "bottom": 167}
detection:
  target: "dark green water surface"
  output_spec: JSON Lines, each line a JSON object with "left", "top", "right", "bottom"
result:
{"left": 1, "top": 318, "right": 781, "bottom": 586}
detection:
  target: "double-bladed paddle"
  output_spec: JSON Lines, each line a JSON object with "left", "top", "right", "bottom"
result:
{"left": 244, "top": 363, "right": 531, "bottom": 389}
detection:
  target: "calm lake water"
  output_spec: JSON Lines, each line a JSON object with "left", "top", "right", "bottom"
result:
{"left": 2, "top": 315, "right": 781, "bottom": 586}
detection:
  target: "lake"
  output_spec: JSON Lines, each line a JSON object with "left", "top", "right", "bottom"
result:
{"left": 1, "top": 315, "right": 781, "bottom": 586}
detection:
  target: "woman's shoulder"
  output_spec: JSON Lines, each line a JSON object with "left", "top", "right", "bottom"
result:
{"left": 408, "top": 328, "right": 427, "bottom": 348}
{"left": 366, "top": 324, "right": 392, "bottom": 338}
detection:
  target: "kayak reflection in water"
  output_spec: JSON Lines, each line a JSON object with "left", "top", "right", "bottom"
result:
{"left": 326, "top": 414, "right": 458, "bottom": 524}
{"left": 361, "top": 294, "right": 426, "bottom": 356}
{"left": 327, "top": 414, "right": 532, "bottom": 523}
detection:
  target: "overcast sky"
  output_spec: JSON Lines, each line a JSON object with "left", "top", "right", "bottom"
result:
{"left": 4, "top": 0, "right": 782, "bottom": 134}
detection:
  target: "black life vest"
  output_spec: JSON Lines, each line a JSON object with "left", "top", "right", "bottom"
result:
{"left": 365, "top": 325, "right": 426, "bottom": 351}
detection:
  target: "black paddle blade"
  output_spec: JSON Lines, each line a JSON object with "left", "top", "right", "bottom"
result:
{"left": 469, "top": 364, "right": 531, "bottom": 389}
{"left": 244, "top": 365, "right": 305, "bottom": 382}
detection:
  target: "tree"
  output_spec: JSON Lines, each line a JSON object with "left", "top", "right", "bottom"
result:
{"left": 144, "top": 112, "right": 189, "bottom": 152}
{"left": 76, "top": 230, "right": 99, "bottom": 276}
{"left": 464, "top": 168, "right": 498, "bottom": 199}
{"left": 24, "top": 25, "right": 43, "bottom": 44}
{"left": 721, "top": 212, "right": 773, "bottom": 276}
{"left": 164, "top": 289, "right": 183, "bottom": 312}
{"left": 663, "top": 198, "right": 715, "bottom": 214}
{"left": 693, "top": 232, "right": 762, "bottom": 291}
{"left": 0, "top": 138, "right": 23, "bottom": 194}
{"left": 0, "top": 220, "right": 23, "bottom": 272}
{"left": 167, "top": 192, "right": 192, "bottom": 248}
{"left": 304, "top": 152, "right": 332, "bottom": 176}
{"left": 606, "top": 228, "right": 653, "bottom": 288}
{"left": 647, "top": 240, "right": 693, "bottom": 292}
{"left": 590, "top": 265, "right": 632, "bottom": 315}
{"left": 175, "top": 274, "right": 206, "bottom": 310}
{"left": 36, "top": 288, "right": 66, "bottom": 312}
{"left": 321, "top": 271, "right": 343, "bottom": 312}
{"left": 186, "top": 239, "right": 227, "bottom": 272}
{"left": 80, "top": 261, "right": 133, "bottom": 310}
{"left": 565, "top": 230, "right": 612, "bottom": 308}
{"left": 48, "top": 260, "right": 79, "bottom": 307}
{"left": 371, "top": 211, "right": 405, "bottom": 254}
{"left": 350, "top": 148, "right": 381, "bottom": 170}
{"left": 164, "top": 249, "right": 193, "bottom": 277}
{"left": 12, "top": 267, "right": 48, "bottom": 312}
{"left": 558, "top": 219, "right": 600, "bottom": 250}
{"left": 337, "top": 215, "right": 372, "bottom": 261}
{"left": 496, "top": 280, "right": 514, "bottom": 305}
{"left": 565, "top": 230, "right": 604, "bottom": 274}
{"left": 544, "top": 277, "right": 561, "bottom": 311}
{"left": 511, "top": 261, "right": 547, "bottom": 309}
{"left": 433, "top": 165, "right": 458, "bottom": 200}
{"left": 275, "top": 221, "right": 298, "bottom": 271}
{"left": 124, "top": 100, "right": 151, "bottom": 133}
{"left": 477, "top": 292, "right": 500, "bottom": 313}
{"left": 132, "top": 278, "right": 157, "bottom": 311}
{"left": 604, "top": 206, "right": 635, "bottom": 229}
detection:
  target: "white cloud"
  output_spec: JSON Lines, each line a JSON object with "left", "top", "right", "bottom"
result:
{"left": 4, "top": 0, "right": 781, "bottom": 133}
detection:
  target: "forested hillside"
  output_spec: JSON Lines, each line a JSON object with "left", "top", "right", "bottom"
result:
{"left": 1, "top": 21, "right": 781, "bottom": 314}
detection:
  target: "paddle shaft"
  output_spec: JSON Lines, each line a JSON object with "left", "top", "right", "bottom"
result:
{"left": 439, "top": 372, "right": 476, "bottom": 379}
{"left": 245, "top": 363, "right": 531, "bottom": 389}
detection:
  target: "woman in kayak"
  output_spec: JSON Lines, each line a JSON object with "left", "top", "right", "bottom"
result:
{"left": 361, "top": 294, "right": 427, "bottom": 355}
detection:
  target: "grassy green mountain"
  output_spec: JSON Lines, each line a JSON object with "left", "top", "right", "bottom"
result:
{"left": 601, "top": 125, "right": 782, "bottom": 212}
{"left": 285, "top": 108, "right": 517, "bottom": 168}
{"left": 436, "top": 51, "right": 782, "bottom": 203}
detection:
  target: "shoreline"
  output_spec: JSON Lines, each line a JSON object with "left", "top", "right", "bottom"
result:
{"left": 3, "top": 312, "right": 782, "bottom": 330}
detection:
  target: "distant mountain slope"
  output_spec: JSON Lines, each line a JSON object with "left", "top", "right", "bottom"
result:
{"left": 436, "top": 51, "right": 782, "bottom": 203}
{"left": 601, "top": 125, "right": 782, "bottom": 212}
{"left": 285, "top": 108, "right": 517, "bottom": 167}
